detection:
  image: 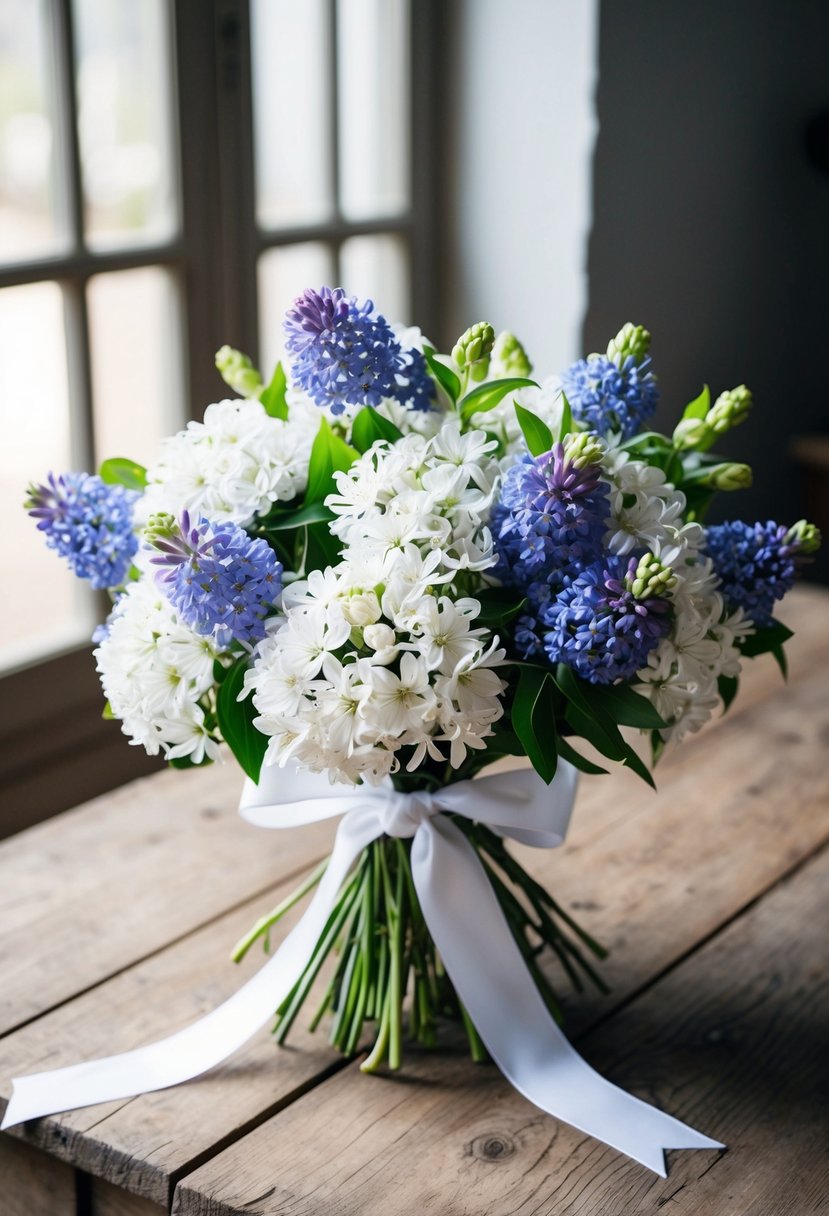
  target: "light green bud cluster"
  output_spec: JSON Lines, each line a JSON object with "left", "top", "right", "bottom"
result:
{"left": 786, "top": 519, "right": 822, "bottom": 554}
{"left": 627, "top": 553, "right": 677, "bottom": 600}
{"left": 215, "top": 345, "right": 263, "bottom": 399}
{"left": 452, "top": 322, "right": 495, "bottom": 382}
{"left": 491, "top": 330, "right": 532, "bottom": 378}
{"left": 672, "top": 416, "right": 711, "bottom": 451}
{"left": 697, "top": 462, "right": 753, "bottom": 491}
{"left": 144, "top": 512, "right": 178, "bottom": 548}
{"left": 707, "top": 385, "right": 752, "bottom": 435}
{"left": 606, "top": 322, "right": 651, "bottom": 367}
{"left": 563, "top": 430, "right": 603, "bottom": 469}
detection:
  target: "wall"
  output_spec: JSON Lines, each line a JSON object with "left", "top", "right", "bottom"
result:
{"left": 586, "top": 0, "right": 829, "bottom": 567}
{"left": 444, "top": 0, "right": 599, "bottom": 377}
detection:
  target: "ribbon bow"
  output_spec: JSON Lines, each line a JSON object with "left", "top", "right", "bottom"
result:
{"left": 1, "top": 762, "right": 722, "bottom": 1175}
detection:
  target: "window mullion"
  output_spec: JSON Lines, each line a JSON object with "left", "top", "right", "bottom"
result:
{"left": 329, "top": 0, "right": 343, "bottom": 284}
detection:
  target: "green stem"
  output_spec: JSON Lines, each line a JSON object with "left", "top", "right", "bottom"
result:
{"left": 360, "top": 985, "right": 391, "bottom": 1073}
{"left": 459, "top": 1001, "right": 488, "bottom": 1063}
{"left": 231, "top": 858, "right": 328, "bottom": 963}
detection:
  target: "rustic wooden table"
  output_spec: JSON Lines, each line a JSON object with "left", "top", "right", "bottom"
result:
{"left": 1, "top": 586, "right": 827, "bottom": 1216}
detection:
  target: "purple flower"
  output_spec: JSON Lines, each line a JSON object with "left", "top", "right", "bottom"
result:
{"left": 25, "top": 472, "right": 138, "bottom": 589}
{"left": 705, "top": 520, "right": 803, "bottom": 627}
{"left": 148, "top": 511, "right": 282, "bottom": 646}
{"left": 284, "top": 286, "right": 433, "bottom": 414}
{"left": 560, "top": 353, "right": 658, "bottom": 439}
{"left": 542, "top": 556, "right": 672, "bottom": 683}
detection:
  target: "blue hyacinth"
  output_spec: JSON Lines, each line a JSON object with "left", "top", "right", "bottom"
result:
{"left": 705, "top": 520, "right": 803, "bottom": 627}
{"left": 560, "top": 353, "right": 658, "bottom": 440}
{"left": 26, "top": 472, "right": 138, "bottom": 589}
{"left": 148, "top": 511, "right": 282, "bottom": 646}
{"left": 493, "top": 442, "right": 609, "bottom": 592}
{"left": 542, "top": 556, "right": 672, "bottom": 684}
{"left": 284, "top": 286, "right": 434, "bottom": 415}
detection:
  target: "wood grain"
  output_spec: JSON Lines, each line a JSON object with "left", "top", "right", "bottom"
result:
{"left": 0, "top": 1133, "right": 77, "bottom": 1215}
{"left": 0, "top": 759, "right": 337, "bottom": 1038}
{"left": 171, "top": 845, "right": 829, "bottom": 1216}
{"left": 90, "top": 1175, "right": 166, "bottom": 1215}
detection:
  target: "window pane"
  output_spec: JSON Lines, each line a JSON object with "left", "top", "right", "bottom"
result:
{"left": 258, "top": 242, "right": 335, "bottom": 381}
{"left": 73, "top": 0, "right": 178, "bottom": 250}
{"left": 88, "top": 266, "right": 184, "bottom": 468}
{"left": 341, "top": 234, "right": 409, "bottom": 324}
{"left": 0, "top": 0, "right": 66, "bottom": 262}
{"left": 251, "top": 0, "right": 333, "bottom": 230}
{"left": 337, "top": 0, "right": 409, "bottom": 221}
{"left": 0, "top": 283, "right": 94, "bottom": 671}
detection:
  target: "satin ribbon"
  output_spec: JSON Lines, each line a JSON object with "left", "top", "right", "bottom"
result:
{"left": 1, "top": 762, "right": 722, "bottom": 1175}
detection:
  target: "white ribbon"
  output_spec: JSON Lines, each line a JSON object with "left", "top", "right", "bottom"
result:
{"left": 1, "top": 762, "right": 722, "bottom": 1175}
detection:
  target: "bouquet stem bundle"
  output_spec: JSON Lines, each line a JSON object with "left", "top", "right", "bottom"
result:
{"left": 232, "top": 827, "right": 607, "bottom": 1069}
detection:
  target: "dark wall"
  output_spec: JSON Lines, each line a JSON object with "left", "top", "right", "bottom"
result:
{"left": 586, "top": 0, "right": 829, "bottom": 574}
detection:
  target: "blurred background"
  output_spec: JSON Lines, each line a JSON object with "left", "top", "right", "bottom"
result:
{"left": 1, "top": 0, "right": 827, "bottom": 834}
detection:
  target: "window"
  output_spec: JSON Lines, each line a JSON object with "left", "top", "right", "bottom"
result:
{"left": 1, "top": 0, "right": 441, "bottom": 833}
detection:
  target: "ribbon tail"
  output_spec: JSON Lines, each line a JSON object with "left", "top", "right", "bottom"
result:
{"left": 1, "top": 811, "right": 382, "bottom": 1130}
{"left": 411, "top": 816, "right": 724, "bottom": 1177}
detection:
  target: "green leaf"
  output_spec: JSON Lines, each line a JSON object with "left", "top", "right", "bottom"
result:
{"left": 771, "top": 644, "right": 788, "bottom": 680}
{"left": 738, "top": 619, "right": 794, "bottom": 658}
{"left": 514, "top": 402, "right": 553, "bottom": 456}
{"left": 101, "top": 699, "right": 115, "bottom": 721}
{"left": 304, "top": 519, "right": 343, "bottom": 572}
{"left": 552, "top": 391, "right": 573, "bottom": 443}
{"left": 558, "top": 667, "right": 656, "bottom": 787}
{"left": 263, "top": 501, "right": 335, "bottom": 531}
{"left": 99, "top": 457, "right": 147, "bottom": 492}
{"left": 350, "top": 407, "right": 403, "bottom": 454}
{"left": 473, "top": 587, "right": 527, "bottom": 627}
{"left": 579, "top": 681, "right": 667, "bottom": 730}
{"left": 681, "top": 384, "right": 710, "bottom": 421}
{"left": 260, "top": 361, "right": 289, "bottom": 420}
{"left": 717, "top": 674, "right": 739, "bottom": 712}
{"left": 216, "top": 657, "right": 269, "bottom": 783}
{"left": 563, "top": 701, "right": 626, "bottom": 763}
{"left": 305, "top": 418, "right": 359, "bottom": 503}
{"left": 169, "top": 754, "right": 214, "bottom": 770}
{"left": 423, "top": 347, "right": 461, "bottom": 403}
{"left": 556, "top": 737, "right": 609, "bottom": 775}
{"left": 459, "top": 377, "right": 537, "bottom": 422}
{"left": 511, "top": 666, "right": 559, "bottom": 784}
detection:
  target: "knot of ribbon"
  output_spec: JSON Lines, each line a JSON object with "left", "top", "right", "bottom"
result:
{"left": 1, "top": 761, "right": 723, "bottom": 1176}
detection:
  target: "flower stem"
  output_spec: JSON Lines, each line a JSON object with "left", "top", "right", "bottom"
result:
{"left": 231, "top": 858, "right": 328, "bottom": 963}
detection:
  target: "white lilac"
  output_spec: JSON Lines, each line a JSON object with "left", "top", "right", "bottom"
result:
{"left": 26, "top": 472, "right": 138, "bottom": 590}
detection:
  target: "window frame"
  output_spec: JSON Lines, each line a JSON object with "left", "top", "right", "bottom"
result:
{"left": 0, "top": 0, "right": 445, "bottom": 834}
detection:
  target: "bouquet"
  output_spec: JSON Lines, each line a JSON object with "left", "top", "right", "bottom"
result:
{"left": 18, "top": 288, "right": 819, "bottom": 1169}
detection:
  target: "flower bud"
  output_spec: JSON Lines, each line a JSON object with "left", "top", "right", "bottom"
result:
{"left": 672, "top": 416, "right": 713, "bottom": 451}
{"left": 698, "top": 462, "right": 753, "bottom": 491}
{"left": 563, "top": 430, "right": 604, "bottom": 469}
{"left": 341, "top": 590, "right": 382, "bottom": 627}
{"left": 786, "top": 519, "right": 822, "bottom": 554}
{"left": 452, "top": 322, "right": 495, "bottom": 381}
{"left": 627, "top": 553, "right": 677, "bottom": 600}
{"left": 363, "top": 623, "right": 396, "bottom": 652}
{"left": 144, "top": 511, "right": 178, "bottom": 548}
{"left": 706, "top": 385, "right": 752, "bottom": 435}
{"left": 606, "top": 322, "right": 651, "bottom": 367}
{"left": 491, "top": 330, "right": 532, "bottom": 378}
{"left": 215, "top": 345, "right": 263, "bottom": 398}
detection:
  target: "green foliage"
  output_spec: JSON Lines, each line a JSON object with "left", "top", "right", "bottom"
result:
{"left": 717, "top": 674, "right": 739, "bottom": 712}
{"left": 259, "top": 361, "right": 289, "bottom": 420}
{"left": 350, "top": 407, "right": 404, "bottom": 453}
{"left": 681, "top": 384, "right": 711, "bottom": 421}
{"left": 305, "top": 419, "right": 359, "bottom": 503}
{"left": 99, "top": 457, "right": 147, "bottom": 492}
{"left": 458, "top": 377, "right": 537, "bottom": 422}
{"left": 552, "top": 392, "right": 573, "bottom": 444}
{"left": 262, "top": 501, "right": 335, "bottom": 531}
{"left": 555, "top": 665, "right": 656, "bottom": 788}
{"left": 738, "top": 619, "right": 792, "bottom": 680}
{"left": 514, "top": 402, "right": 553, "bottom": 456}
{"left": 511, "top": 666, "right": 559, "bottom": 784}
{"left": 473, "top": 587, "right": 528, "bottom": 627}
{"left": 423, "top": 346, "right": 461, "bottom": 403}
{"left": 216, "top": 657, "right": 269, "bottom": 783}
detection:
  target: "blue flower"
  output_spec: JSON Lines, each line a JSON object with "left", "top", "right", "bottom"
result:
{"left": 542, "top": 556, "right": 672, "bottom": 683}
{"left": 26, "top": 472, "right": 138, "bottom": 589}
{"left": 705, "top": 520, "right": 800, "bottom": 627}
{"left": 148, "top": 511, "right": 282, "bottom": 646}
{"left": 560, "top": 353, "right": 658, "bottom": 439}
{"left": 284, "top": 286, "right": 434, "bottom": 414}
{"left": 493, "top": 443, "right": 609, "bottom": 591}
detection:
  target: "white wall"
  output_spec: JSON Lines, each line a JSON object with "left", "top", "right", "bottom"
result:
{"left": 446, "top": 0, "right": 599, "bottom": 378}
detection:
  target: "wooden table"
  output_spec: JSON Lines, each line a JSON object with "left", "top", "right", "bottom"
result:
{"left": 1, "top": 586, "right": 827, "bottom": 1215}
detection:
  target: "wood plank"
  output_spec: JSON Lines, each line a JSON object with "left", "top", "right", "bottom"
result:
{"left": 171, "top": 845, "right": 829, "bottom": 1216}
{"left": 0, "top": 759, "right": 338, "bottom": 1037}
{"left": 0, "top": 1133, "right": 77, "bottom": 1215}
{"left": 0, "top": 875, "right": 342, "bottom": 1207}
{"left": 90, "top": 1175, "right": 166, "bottom": 1215}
